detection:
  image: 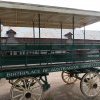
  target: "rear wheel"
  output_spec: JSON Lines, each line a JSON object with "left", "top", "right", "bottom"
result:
{"left": 61, "top": 71, "right": 77, "bottom": 84}
{"left": 10, "top": 77, "right": 43, "bottom": 100}
{"left": 80, "top": 72, "right": 100, "bottom": 98}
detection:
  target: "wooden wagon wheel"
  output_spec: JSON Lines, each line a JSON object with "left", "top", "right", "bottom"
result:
{"left": 80, "top": 72, "right": 100, "bottom": 98}
{"left": 9, "top": 79, "right": 17, "bottom": 85}
{"left": 61, "top": 71, "right": 77, "bottom": 84}
{"left": 10, "top": 77, "right": 43, "bottom": 100}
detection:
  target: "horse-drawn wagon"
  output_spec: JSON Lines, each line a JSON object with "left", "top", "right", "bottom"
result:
{"left": 0, "top": 1, "right": 100, "bottom": 100}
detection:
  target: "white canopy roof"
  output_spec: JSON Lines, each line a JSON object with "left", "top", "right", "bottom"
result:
{"left": 0, "top": 1, "right": 100, "bottom": 28}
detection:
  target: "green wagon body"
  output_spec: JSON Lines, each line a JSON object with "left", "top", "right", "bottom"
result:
{"left": 0, "top": 43, "right": 100, "bottom": 79}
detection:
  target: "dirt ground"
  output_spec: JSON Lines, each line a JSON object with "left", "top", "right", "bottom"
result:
{"left": 0, "top": 72, "right": 100, "bottom": 100}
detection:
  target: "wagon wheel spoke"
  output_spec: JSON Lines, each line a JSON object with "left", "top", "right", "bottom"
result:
{"left": 32, "top": 92, "right": 42, "bottom": 100}
{"left": 19, "top": 96, "right": 24, "bottom": 100}
{"left": 27, "top": 81, "right": 31, "bottom": 90}
{"left": 80, "top": 72, "right": 100, "bottom": 98}
{"left": 63, "top": 74, "right": 69, "bottom": 77}
{"left": 13, "top": 80, "right": 25, "bottom": 91}
{"left": 13, "top": 93, "right": 23, "bottom": 99}
{"left": 71, "top": 77, "right": 76, "bottom": 83}
{"left": 10, "top": 77, "right": 43, "bottom": 100}
{"left": 31, "top": 95, "right": 37, "bottom": 100}
{"left": 15, "top": 84, "right": 25, "bottom": 91}
{"left": 31, "top": 85, "right": 41, "bottom": 91}
{"left": 11, "top": 86, "right": 24, "bottom": 99}
{"left": 68, "top": 77, "right": 71, "bottom": 83}
{"left": 13, "top": 87, "right": 23, "bottom": 93}
{"left": 89, "top": 73, "right": 92, "bottom": 79}
{"left": 32, "top": 92, "right": 42, "bottom": 96}
{"left": 87, "top": 87, "right": 94, "bottom": 96}
{"left": 62, "top": 71, "right": 77, "bottom": 84}
{"left": 93, "top": 75, "right": 99, "bottom": 82}
{"left": 64, "top": 75, "right": 69, "bottom": 80}
{"left": 22, "top": 79, "right": 27, "bottom": 89}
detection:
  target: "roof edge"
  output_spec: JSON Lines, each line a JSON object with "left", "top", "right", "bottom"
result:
{"left": 0, "top": 1, "right": 100, "bottom": 16}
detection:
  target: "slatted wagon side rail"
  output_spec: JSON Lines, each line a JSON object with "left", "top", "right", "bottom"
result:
{"left": 0, "top": 43, "right": 100, "bottom": 67}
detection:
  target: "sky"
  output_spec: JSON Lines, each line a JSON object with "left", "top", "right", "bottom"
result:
{"left": 1, "top": 0, "right": 100, "bottom": 11}
{"left": 1, "top": 0, "right": 100, "bottom": 39}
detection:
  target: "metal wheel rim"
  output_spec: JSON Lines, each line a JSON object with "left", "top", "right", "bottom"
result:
{"left": 10, "top": 77, "right": 43, "bottom": 100}
{"left": 61, "top": 71, "right": 77, "bottom": 84}
{"left": 80, "top": 72, "right": 100, "bottom": 98}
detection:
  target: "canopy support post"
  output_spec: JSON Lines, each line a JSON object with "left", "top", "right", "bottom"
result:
{"left": 38, "top": 14, "right": 41, "bottom": 65}
{"left": 61, "top": 23, "right": 62, "bottom": 44}
{"left": 38, "top": 14, "right": 41, "bottom": 44}
{"left": 84, "top": 26, "right": 86, "bottom": 44}
{"left": 0, "top": 20, "right": 2, "bottom": 68}
{"left": 33, "top": 22, "right": 35, "bottom": 44}
{"left": 0, "top": 20, "right": 1, "bottom": 44}
{"left": 72, "top": 16, "right": 75, "bottom": 44}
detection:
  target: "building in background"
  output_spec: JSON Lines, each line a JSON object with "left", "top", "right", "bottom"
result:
{"left": 1, "top": 29, "right": 100, "bottom": 44}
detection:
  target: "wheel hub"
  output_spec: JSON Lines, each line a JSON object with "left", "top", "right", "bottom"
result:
{"left": 25, "top": 92, "right": 31, "bottom": 98}
{"left": 69, "top": 73, "right": 74, "bottom": 77}
{"left": 88, "top": 80, "right": 98, "bottom": 89}
{"left": 93, "top": 83, "right": 97, "bottom": 89}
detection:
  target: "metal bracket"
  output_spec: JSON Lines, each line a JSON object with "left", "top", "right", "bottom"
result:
{"left": 39, "top": 75, "right": 50, "bottom": 91}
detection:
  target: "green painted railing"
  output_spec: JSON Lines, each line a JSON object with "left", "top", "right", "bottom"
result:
{"left": 0, "top": 43, "right": 100, "bottom": 66}
{"left": 1, "top": 44, "right": 100, "bottom": 50}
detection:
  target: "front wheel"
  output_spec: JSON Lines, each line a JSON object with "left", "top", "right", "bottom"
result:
{"left": 80, "top": 72, "right": 100, "bottom": 98}
{"left": 61, "top": 71, "right": 77, "bottom": 84}
{"left": 10, "top": 77, "right": 43, "bottom": 100}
